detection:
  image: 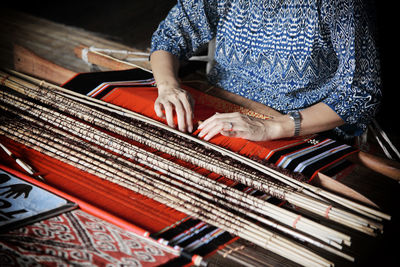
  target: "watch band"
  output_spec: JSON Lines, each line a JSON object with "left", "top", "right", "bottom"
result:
{"left": 288, "top": 111, "right": 301, "bottom": 137}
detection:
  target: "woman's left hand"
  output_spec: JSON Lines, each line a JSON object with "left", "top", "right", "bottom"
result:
{"left": 197, "top": 112, "right": 283, "bottom": 141}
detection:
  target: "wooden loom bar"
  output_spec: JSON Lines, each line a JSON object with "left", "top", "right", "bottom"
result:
{"left": 0, "top": 79, "right": 384, "bottom": 237}
{"left": 73, "top": 44, "right": 149, "bottom": 72}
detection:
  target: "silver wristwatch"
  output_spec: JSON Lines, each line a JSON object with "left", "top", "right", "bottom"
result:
{"left": 288, "top": 111, "right": 301, "bottom": 137}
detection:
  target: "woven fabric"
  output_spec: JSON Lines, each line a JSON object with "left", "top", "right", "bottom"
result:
{"left": 0, "top": 209, "right": 177, "bottom": 266}
{"left": 0, "top": 136, "right": 187, "bottom": 233}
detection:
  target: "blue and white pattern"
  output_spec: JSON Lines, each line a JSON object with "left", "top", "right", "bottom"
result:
{"left": 151, "top": 0, "right": 381, "bottom": 138}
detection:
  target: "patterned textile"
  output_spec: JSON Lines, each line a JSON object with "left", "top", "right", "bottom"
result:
{"left": 151, "top": 0, "right": 381, "bottom": 138}
{"left": 0, "top": 209, "right": 177, "bottom": 266}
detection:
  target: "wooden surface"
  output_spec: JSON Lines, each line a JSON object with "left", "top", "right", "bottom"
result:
{"left": 0, "top": 8, "right": 399, "bottom": 267}
{"left": 0, "top": 8, "right": 151, "bottom": 74}
{"left": 13, "top": 44, "right": 76, "bottom": 85}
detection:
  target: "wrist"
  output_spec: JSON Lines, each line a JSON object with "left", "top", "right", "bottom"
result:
{"left": 288, "top": 111, "right": 302, "bottom": 137}
{"left": 156, "top": 80, "right": 181, "bottom": 92}
{"left": 157, "top": 79, "right": 180, "bottom": 88}
{"left": 266, "top": 115, "right": 296, "bottom": 139}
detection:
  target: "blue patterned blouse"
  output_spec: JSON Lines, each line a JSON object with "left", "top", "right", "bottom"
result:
{"left": 150, "top": 0, "right": 381, "bottom": 138}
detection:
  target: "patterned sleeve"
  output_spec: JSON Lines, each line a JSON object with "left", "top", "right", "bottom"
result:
{"left": 320, "top": 0, "right": 382, "bottom": 136}
{"left": 150, "top": 0, "right": 220, "bottom": 60}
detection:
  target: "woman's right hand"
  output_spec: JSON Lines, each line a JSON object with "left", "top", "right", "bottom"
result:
{"left": 154, "top": 84, "right": 195, "bottom": 133}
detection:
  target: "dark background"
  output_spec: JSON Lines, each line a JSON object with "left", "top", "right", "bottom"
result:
{"left": 5, "top": 1, "right": 177, "bottom": 50}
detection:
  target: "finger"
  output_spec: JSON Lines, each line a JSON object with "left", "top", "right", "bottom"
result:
{"left": 187, "top": 116, "right": 194, "bottom": 133}
{"left": 198, "top": 113, "right": 220, "bottom": 130}
{"left": 198, "top": 112, "right": 240, "bottom": 129}
{"left": 185, "top": 104, "right": 194, "bottom": 132}
{"left": 186, "top": 93, "right": 195, "bottom": 113}
{"left": 203, "top": 124, "right": 225, "bottom": 141}
{"left": 199, "top": 120, "right": 226, "bottom": 141}
{"left": 163, "top": 102, "right": 175, "bottom": 128}
{"left": 199, "top": 117, "right": 233, "bottom": 138}
{"left": 154, "top": 100, "right": 165, "bottom": 119}
{"left": 200, "top": 119, "right": 236, "bottom": 137}
{"left": 198, "top": 118, "right": 218, "bottom": 137}
{"left": 179, "top": 94, "right": 194, "bottom": 132}
{"left": 174, "top": 100, "right": 187, "bottom": 132}
{"left": 197, "top": 115, "right": 214, "bottom": 130}
{"left": 224, "top": 121, "right": 234, "bottom": 131}
{"left": 224, "top": 121, "right": 249, "bottom": 132}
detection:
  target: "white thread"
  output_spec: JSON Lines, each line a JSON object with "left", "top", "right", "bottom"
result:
{"left": 81, "top": 47, "right": 90, "bottom": 65}
{"left": 89, "top": 47, "right": 149, "bottom": 56}
{"left": 81, "top": 46, "right": 150, "bottom": 64}
{"left": 372, "top": 119, "right": 400, "bottom": 159}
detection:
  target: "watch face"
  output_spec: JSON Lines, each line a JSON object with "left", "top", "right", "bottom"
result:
{"left": 289, "top": 112, "right": 300, "bottom": 119}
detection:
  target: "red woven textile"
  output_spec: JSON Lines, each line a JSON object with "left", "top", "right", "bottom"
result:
{"left": 0, "top": 209, "right": 177, "bottom": 266}
{"left": 0, "top": 136, "right": 186, "bottom": 233}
